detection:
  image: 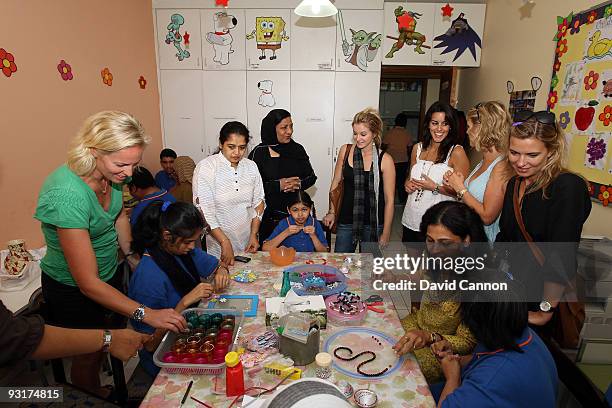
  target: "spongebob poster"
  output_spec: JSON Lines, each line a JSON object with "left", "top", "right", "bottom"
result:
{"left": 246, "top": 10, "right": 291, "bottom": 70}
{"left": 549, "top": 2, "right": 612, "bottom": 206}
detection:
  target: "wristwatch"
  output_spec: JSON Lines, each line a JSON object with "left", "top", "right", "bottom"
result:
{"left": 432, "top": 185, "right": 440, "bottom": 195}
{"left": 539, "top": 300, "right": 557, "bottom": 313}
{"left": 132, "top": 304, "right": 146, "bottom": 321}
{"left": 457, "top": 188, "right": 468, "bottom": 201}
{"left": 102, "top": 330, "right": 112, "bottom": 352}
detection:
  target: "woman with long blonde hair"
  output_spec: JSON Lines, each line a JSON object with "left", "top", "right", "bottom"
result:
{"left": 443, "top": 101, "right": 512, "bottom": 241}
{"left": 323, "top": 108, "right": 395, "bottom": 252}
{"left": 35, "top": 111, "right": 186, "bottom": 397}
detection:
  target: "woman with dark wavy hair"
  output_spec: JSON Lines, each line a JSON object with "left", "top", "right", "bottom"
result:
{"left": 401, "top": 102, "right": 470, "bottom": 243}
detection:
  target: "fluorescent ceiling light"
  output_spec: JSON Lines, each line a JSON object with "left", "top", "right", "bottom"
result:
{"left": 294, "top": 0, "right": 338, "bottom": 17}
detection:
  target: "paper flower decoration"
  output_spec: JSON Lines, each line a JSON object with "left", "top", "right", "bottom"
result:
{"left": 547, "top": 91, "right": 558, "bottom": 109}
{"left": 555, "top": 39, "right": 568, "bottom": 58}
{"left": 587, "top": 182, "right": 594, "bottom": 197}
{"left": 559, "top": 111, "right": 570, "bottom": 129}
{"left": 584, "top": 70, "right": 599, "bottom": 90}
{"left": 553, "top": 59, "right": 561, "bottom": 72}
{"left": 605, "top": 5, "right": 612, "bottom": 18}
{"left": 57, "top": 60, "right": 73, "bottom": 81}
{"left": 598, "top": 185, "right": 611, "bottom": 206}
{"left": 598, "top": 105, "right": 612, "bottom": 126}
{"left": 138, "top": 75, "right": 147, "bottom": 89}
{"left": 101, "top": 67, "right": 113, "bottom": 86}
{"left": 587, "top": 10, "right": 597, "bottom": 24}
{"left": 550, "top": 75, "right": 559, "bottom": 89}
{"left": 569, "top": 15, "right": 582, "bottom": 35}
{"left": 216, "top": 0, "right": 228, "bottom": 6}
{"left": 556, "top": 17, "right": 570, "bottom": 39}
{"left": 0, "top": 48, "right": 17, "bottom": 78}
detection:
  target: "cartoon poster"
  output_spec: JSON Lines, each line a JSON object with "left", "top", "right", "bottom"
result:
{"left": 245, "top": 9, "right": 291, "bottom": 71}
{"left": 201, "top": 9, "right": 246, "bottom": 70}
{"left": 549, "top": 3, "right": 612, "bottom": 206}
{"left": 336, "top": 9, "right": 384, "bottom": 72}
{"left": 431, "top": 3, "right": 486, "bottom": 67}
{"left": 156, "top": 9, "right": 201, "bottom": 70}
{"left": 246, "top": 71, "right": 291, "bottom": 145}
{"left": 382, "top": 3, "right": 436, "bottom": 66}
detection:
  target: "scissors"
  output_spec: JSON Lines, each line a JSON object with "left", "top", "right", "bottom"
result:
{"left": 364, "top": 295, "right": 385, "bottom": 313}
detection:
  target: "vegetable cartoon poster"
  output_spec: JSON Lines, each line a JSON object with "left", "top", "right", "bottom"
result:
{"left": 549, "top": 2, "right": 612, "bottom": 206}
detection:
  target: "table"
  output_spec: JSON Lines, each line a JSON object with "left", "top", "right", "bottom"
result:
{"left": 141, "top": 252, "right": 435, "bottom": 408}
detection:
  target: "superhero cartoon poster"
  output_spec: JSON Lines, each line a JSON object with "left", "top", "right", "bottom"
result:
{"left": 245, "top": 9, "right": 291, "bottom": 71}
{"left": 431, "top": 3, "right": 486, "bottom": 67}
{"left": 383, "top": 3, "right": 436, "bottom": 66}
{"left": 548, "top": 2, "right": 612, "bottom": 206}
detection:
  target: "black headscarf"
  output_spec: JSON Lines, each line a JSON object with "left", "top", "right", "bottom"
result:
{"left": 255, "top": 109, "right": 309, "bottom": 160}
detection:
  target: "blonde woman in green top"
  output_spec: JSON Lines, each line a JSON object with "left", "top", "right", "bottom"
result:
{"left": 35, "top": 111, "right": 187, "bottom": 397}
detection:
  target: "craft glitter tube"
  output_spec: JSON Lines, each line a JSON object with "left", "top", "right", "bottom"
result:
{"left": 204, "top": 333, "right": 218, "bottom": 344}
{"left": 212, "top": 346, "right": 228, "bottom": 364}
{"left": 220, "top": 324, "right": 234, "bottom": 336}
{"left": 206, "top": 327, "right": 219, "bottom": 336}
{"left": 216, "top": 338, "right": 230, "bottom": 351}
{"left": 217, "top": 331, "right": 233, "bottom": 343}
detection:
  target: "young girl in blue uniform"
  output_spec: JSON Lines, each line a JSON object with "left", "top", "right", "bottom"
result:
{"left": 128, "top": 201, "right": 230, "bottom": 376}
{"left": 262, "top": 191, "right": 328, "bottom": 252}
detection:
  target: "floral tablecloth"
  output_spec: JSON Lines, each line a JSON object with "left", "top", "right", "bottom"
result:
{"left": 140, "top": 252, "right": 434, "bottom": 408}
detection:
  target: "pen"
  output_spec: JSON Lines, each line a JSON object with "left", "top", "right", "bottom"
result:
{"left": 181, "top": 380, "right": 193, "bottom": 405}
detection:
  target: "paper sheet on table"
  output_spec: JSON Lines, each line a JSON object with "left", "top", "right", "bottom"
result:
{"left": 241, "top": 395, "right": 265, "bottom": 408}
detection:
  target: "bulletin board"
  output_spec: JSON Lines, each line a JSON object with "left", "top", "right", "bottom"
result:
{"left": 548, "top": 2, "right": 612, "bottom": 206}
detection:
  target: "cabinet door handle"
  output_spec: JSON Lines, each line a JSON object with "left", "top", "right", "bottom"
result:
{"left": 179, "top": 117, "right": 192, "bottom": 120}
{"left": 213, "top": 117, "right": 238, "bottom": 120}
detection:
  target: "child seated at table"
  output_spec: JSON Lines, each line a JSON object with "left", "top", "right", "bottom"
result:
{"left": 262, "top": 191, "right": 328, "bottom": 252}
{"left": 128, "top": 201, "right": 230, "bottom": 377}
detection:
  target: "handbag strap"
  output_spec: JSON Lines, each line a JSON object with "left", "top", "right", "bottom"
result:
{"left": 513, "top": 177, "right": 545, "bottom": 267}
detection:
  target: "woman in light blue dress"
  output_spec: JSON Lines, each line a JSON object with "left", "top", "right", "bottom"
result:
{"left": 442, "top": 101, "right": 512, "bottom": 242}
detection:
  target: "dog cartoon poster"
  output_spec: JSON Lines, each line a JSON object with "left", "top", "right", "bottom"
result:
{"left": 548, "top": 4, "right": 612, "bottom": 206}
{"left": 246, "top": 71, "right": 290, "bottom": 144}
{"left": 202, "top": 9, "right": 246, "bottom": 70}
{"left": 245, "top": 9, "right": 291, "bottom": 71}
{"left": 382, "top": 2, "right": 436, "bottom": 66}
{"left": 431, "top": 3, "right": 485, "bottom": 67}
{"left": 336, "top": 9, "right": 384, "bottom": 72}
{"left": 156, "top": 9, "right": 202, "bottom": 69}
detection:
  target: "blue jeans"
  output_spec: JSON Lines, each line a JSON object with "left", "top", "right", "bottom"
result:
{"left": 334, "top": 223, "right": 383, "bottom": 254}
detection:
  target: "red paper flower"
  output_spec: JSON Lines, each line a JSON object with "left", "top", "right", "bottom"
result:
{"left": 555, "top": 39, "right": 568, "bottom": 58}
{"left": 587, "top": 10, "right": 597, "bottom": 24}
{"left": 138, "top": 75, "right": 147, "bottom": 89}
{"left": 598, "top": 185, "right": 611, "bottom": 206}
{"left": 556, "top": 17, "right": 569, "bottom": 39}
{"left": 0, "top": 48, "right": 17, "bottom": 78}
{"left": 553, "top": 59, "right": 561, "bottom": 72}
{"left": 587, "top": 182, "right": 594, "bottom": 196}
{"left": 441, "top": 3, "right": 454, "bottom": 17}
{"left": 216, "top": 0, "right": 228, "bottom": 6}
{"left": 583, "top": 70, "right": 599, "bottom": 90}
{"left": 598, "top": 105, "right": 612, "bottom": 126}
{"left": 547, "top": 91, "right": 558, "bottom": 109}
{"left": 101, "top": 67, "right": 113, "bottom": 86}
{"left": 569, "top": 15, "right": 581, "bottom": 34}
{"left": 57, "top": 60, "right": 73, "bottom": 81}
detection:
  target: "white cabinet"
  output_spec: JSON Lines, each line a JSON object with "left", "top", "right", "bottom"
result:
{"left": 246, "top": 70, "right": 291, "bottom": 145}
{"left": 291, "top": 71, "right": 335, "bottom": 215}
{"left": 159, "top": 70, "right": 205, "bottom": 162}
{"left": 290, "top": 14, "right": 336, "bottom": 71}
{"left": 202, "top": 71, "right": 248, "bottom": 154}
{"left": 201, "top": 9, "right": 246, "bottom": 70}
{"left": 156, "top": 9, "right": 202, "bottom": 69}
{"left": 335, "top": 9, "right": 384, "bottom": 72}
{"left": 333, "top": 71, "right": 381, "bottom": 159}
{"left": 245, "top": 9, "right": 291, "bottom": 70}
{"left": 431, "top": 3, "right": 485, "bottom": 67}
{"left": 382, "top": 3, "right": 436, "bottom": 66}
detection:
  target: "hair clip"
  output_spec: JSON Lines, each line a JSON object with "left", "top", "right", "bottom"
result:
{"left": 161, "top": 201, "right": 172, "bottom": 212}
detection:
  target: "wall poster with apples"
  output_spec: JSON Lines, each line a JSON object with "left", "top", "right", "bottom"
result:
{"left": 548, "top": 1, "right": 612, "bottom": 207}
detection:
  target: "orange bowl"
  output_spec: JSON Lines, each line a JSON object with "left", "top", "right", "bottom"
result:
{"left": 269, "top": 246, "right": 296, "bottom": 266}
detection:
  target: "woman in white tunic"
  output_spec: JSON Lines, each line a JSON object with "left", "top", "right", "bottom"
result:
{"left": 194, "top": 121, "right": 265, "bottom": 265}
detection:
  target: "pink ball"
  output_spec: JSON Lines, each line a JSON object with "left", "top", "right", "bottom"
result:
{"left": 162, "top": 352, "right": 178, "bottom": 363}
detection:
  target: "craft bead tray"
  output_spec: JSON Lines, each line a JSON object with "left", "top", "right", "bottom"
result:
{"left": 153, "top": 308, "right": 243, "bottom": 375}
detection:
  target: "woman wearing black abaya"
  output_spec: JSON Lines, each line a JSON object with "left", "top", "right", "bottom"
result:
{"left": 248, "top": 109, "right": 317, "bottom": 245}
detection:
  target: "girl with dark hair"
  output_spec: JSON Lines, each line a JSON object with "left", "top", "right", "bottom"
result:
{"left": 262, "top": 190, "right": 328, "bottom": 252}
{"left": 401, "top": 102, "right": 470, "bottom": 242}
{"left": 432, "top": 282, "right": 557, "bottom": 407}
{"left": 128, "top": 201, "right": 230, "bottom": 376}
{"left": 248, "top": 109, "right": 317, "bottom": 245}
{"left": 393, "top": 201, "right": 479, "bottom": 383}
{"left": 194, "top": 121, "right": 265, "bottom": 265}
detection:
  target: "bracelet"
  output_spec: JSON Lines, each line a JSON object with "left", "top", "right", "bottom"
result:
{"left": 457, "top": 188, "right": 468, "bottom": 201}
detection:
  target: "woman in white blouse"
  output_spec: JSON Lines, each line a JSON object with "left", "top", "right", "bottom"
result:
{"left": 194, "top": 122, "right": 265, "bottom": 265}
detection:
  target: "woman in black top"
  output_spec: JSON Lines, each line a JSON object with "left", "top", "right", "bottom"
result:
{"left": 249, "top": 109, "right": 317, "bottom": 244}
{"left": 323, "top": 108, "right": 395, "bottom": 252}
{"left": 495, "top": 111, "right": 591, "bottom": 328}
